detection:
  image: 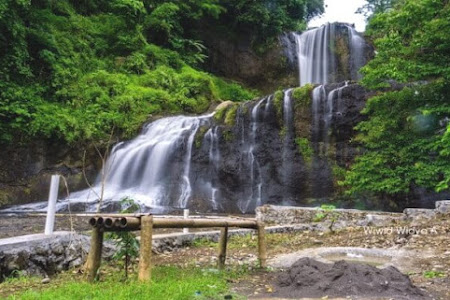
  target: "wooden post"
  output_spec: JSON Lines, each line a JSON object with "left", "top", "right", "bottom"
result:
{"left": 138, "top": 215, "right": 153, "bottom": 282}
{"left": 85, "top": 226, "right": 104, "bottom": 282}
{"left": 217, "top": 227, "right": 228, "bottom": 269}
{"left": 257, "top": 221, "right": 267, "bottom": 268}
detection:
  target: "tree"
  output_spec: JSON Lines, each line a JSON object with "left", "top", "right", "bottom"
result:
{"left": 356, "top": 0, "right": 399, "bottom": 20}
{"left": 342, "top": 0, "right": 450, "bottom": 206}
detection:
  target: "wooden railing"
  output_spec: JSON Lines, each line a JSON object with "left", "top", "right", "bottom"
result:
{"left": 84, "top": 215, "right": 267, "bottom": 282}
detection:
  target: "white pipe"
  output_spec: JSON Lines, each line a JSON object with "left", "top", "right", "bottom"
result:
{"left": 183, "top": 209, "right": 189, "bottom": 234}
{"left": 44, "top": 175, "right": 60, "bottom": 235}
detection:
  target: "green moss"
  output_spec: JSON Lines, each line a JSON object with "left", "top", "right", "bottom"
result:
{"left": 279, "top": 126, "right": 287, "bottom": 141}
{"left": 213, "top": 106, "right": 227, "bottom": 123}
{"left": 292, "top": 84, "right": 314, "bottom": 108}
{"left": 224, "top": 104, "right": 238, "bottom": 126}
{"left": 295, "top": 137, "right": 313, "bottom": 164}
{"left": 194, "top": 125, "right": 209, "bottom": 148}
{"left": 273, "top": 90, "right": 284, "bottom": 124}
{"left": 222, "top": 129, "right": 234, "bottom": 142}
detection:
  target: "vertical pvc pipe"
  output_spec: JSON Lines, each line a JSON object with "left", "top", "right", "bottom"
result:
{"left": 44, "top": 175, "right": 60, "bottom": 235}
{"left": 183, "top": 209, "right": 189, "bottom": 234}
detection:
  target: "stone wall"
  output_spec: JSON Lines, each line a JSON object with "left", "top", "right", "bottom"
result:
{"left": 256, "top": 201, "right": 450, "bottom": 226}
{"left": 0, "top": 232, "right": 113, "bottom": 280}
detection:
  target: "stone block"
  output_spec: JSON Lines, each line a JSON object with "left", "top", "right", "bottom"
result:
{"left": 435, "top": 200, "right": 450, "bottom": 214}
{"left": 403, "top": 208, "right": 436, "bottom": 220}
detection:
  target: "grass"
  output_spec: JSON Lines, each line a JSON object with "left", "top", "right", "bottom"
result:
{"left": 190, "top": 232, "right": 322, "bottom": 254}
{"left": 423, "top": 270, "right": 446, "bottom": 279}
{"left": 3, "top": 265, "right": 246, "bottom": 300}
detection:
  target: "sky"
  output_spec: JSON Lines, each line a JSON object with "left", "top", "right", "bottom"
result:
{"left": 308, "top": 0, "right": 367, "bottom": 32}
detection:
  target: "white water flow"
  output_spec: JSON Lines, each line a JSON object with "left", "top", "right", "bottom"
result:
{"left": 237, "top": 97, "right": 266, "bottom": 213}
{"left": 312, "top": 85, "right": 326, "bottom": 143}
{"left": 346, "top": 26, "right": 366, "bottom": 80}
{"left": 205, "top": 126, "right": 220, "bottom": 210}
{"left": 68, "top": 115, "right": 212, "bottom": 209}
{"left": 296, "top": 23, "right": 335, "bottom": 86}
{"left": 282, "top": 89, "right": 294, "bottom": 188}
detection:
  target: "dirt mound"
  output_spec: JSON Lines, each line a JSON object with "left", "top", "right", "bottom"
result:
{"left": 274, "top": 257, "right": 428, "bottom": 299}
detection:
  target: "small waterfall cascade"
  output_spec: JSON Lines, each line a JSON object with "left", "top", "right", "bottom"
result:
{"left": 347, "top": 26, "right": 366, "bottom": 80}
{"left": 296, "top": 23, "right": 335, "bottom": 86}
{"left": 237, "top": 98, "right": 266, "bottom": 213}
{"left": 68, "top": 115, "right": 212, "bottom": 210}
{"left": 205, "top": 126, "right": 221, "bottom": 210}
{"left": 281, "top": 89, "right": 295, "bottom": 192}
{"left": 294, "top": 23, "right": 368, "bottom": 86}
{"left": 312, "top": 82, "right": 349, "bottom": 153}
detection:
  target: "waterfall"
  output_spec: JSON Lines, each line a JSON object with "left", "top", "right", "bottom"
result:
{"left": 68, "top": 115, "right": 212, "bottom": 211}
{"left": 237, "top": 97, "right": 266, "bottom": 213}
{"left": 296, "top": 23, "right": 336, "bottom": 86}
{"left": 205, "top": 126, "right": 220, "bottom": 210}
{"left": 281, "top": 89, "right": 295, "bottom": 192}
{"left": 295, "top": 23, "right": 367, "bottom": 86}
{"left": 347, "top": 26, "right": 366, "bottom": 80}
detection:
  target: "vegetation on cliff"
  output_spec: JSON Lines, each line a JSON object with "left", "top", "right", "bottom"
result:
{"left": 342, "top": 0, "right": 450, "bottom": 204}
{"left": 0, "top": 0, "right": 323, "bottom": 145}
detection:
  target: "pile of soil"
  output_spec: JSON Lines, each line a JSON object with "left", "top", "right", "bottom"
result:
{"left": 275, "top": 257, "right": 428, "bottom": 299}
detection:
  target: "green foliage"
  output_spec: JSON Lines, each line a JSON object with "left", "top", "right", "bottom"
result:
{"left": 423, "top": 270, "right": 446, "bottom": 279}
{"left": 343, "top": 81, "right": 450, "bottom": 198}
{"left": 273, "top": 90, "right": 284, "bottom": 123}
{"left": 343, "top": 0, "right": 450, "bottom": 200}
{"left": 108, "top": 197, "right": 140, "bottom": 279}
{"left": 361, "top": 0, "right": 450, "bottom": 89}
{"left": 224, "top": 104, "right": 238, "bottom": 126}
{"left": 212, "top": 78, "right": 257, "bottom": 102}
{"left": 217, "top": 0, "right": 324, "bottom": 48}
{"left": 7, "top": 266, "right": 239, "bottom": 299}
{"left": 356, "top": 0, "right": 399, "bottom": 20}
{"left": 0, "top": 0, "right": 260, "bottom": 145}
{"left": 214, "top": 106, "right": 227, "bottom": 123}
{"left": 313, "top": 204, "right": 338, "bottom": 232}
{"left": 292, "top": 84, "right": 313, "bottom": 107}
{"left": 295, "top": 137, "right": 313, "bottom": 163}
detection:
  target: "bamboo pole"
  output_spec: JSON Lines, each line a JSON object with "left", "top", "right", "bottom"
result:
{"left": 257, "top": 221, "right": 267, "bottom": 268}
{"left": 217, "top": 227, "right": 228, "bottom": 269}
{"left": 152, "top": 218, "right": 257, "bottom": 229}
{"left": 84, "top": 227, "right": 104, "bottom": 282}
{"left": 138, "top": 215, "right": 153, "bottom": 282}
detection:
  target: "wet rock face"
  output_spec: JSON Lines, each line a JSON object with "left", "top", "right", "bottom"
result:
{"left": 0, "top": 141, "right": 99, "bottom": 209}
{"left": 202, "top": 34, "right": 297, "bottom": 94}
{"left": 189, "top": 83, "right": 368, "bottom": 213}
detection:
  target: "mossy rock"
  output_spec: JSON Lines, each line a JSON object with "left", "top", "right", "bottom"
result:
{"left": 273, "top": 90, "right": 284, "bottom": 124}
{"left": 194, "top": 125, "right": 210, "bottom": 148}
{"left": 292, "top": 84, "right": 314, "bottom": 108}
{"left": 295, "top": 137, "right": 313, "bottom": 164}
{"left": 213, "top": 101, "right": 235, "bottom": 123}
{"left": 224, "top": 104, "right": 238, "bottom": 127}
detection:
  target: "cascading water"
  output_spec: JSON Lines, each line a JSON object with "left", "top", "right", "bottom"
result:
{"left": 281, "top": 89, "right": 295, "bottom": 192}
{"left": 237, "top": 98, "right": 266, "bottom": 213}
{"left": 347, "top": 26, "right": 366, "bottom": 80}
{"left": 205, "top": 126, "right": 221, "bottom": 210}
{"left": 295, "top": 23, "right": 367, "bottom": 87}
{"left": 68, "top": 115, "right": 212, "bottom": 211}
{"left": 296, "top": 23, "right": 336, "bottom": 86}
